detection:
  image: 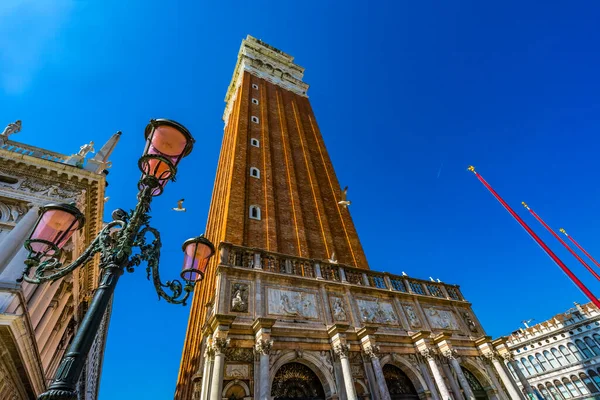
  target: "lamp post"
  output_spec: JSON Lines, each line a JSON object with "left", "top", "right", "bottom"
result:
{"left": 19, "top": 119, "right": 214, "bottom": 400}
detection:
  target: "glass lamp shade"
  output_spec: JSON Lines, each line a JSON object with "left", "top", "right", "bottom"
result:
{"left": 139, "top": 119, "right": 194, "bottom": 196}
{"left": 27, "top": 203, "right": 85, "bottom": 258}
{"left": 181, "top": 235, "right": 215, "bottom": 282}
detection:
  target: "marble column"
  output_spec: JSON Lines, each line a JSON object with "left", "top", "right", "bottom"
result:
{"left": 363, "top": 358, "right": 380, "bottom": 400}
{"left": 0, "top": 205, "right": 39, "bottom": 275}
{"left": 487, "top": 354, "right": 522, "bottom": 400}
{"left": 255, "top": 339, "right": 273, "bottom": 400}
{"left": 209, "top": 338, "right": 229, "bottom": 400}
{"left": 414, "top": 355, "right": 439, "bottom": 400}
{"left": 335, "top": 344, "right": 357, "bottom": 400}
{"left": 440, "top": 361, "right": 462, "bottom": 400}
{"left": 503, "top": 354, "right": 536, "bottom": 398}
{"left": 445, "top": 351, "right": 475, "bottom": 400}
{"left": 421, "top": 349, "right": 451, "bottom": 400}
{"left": 200, "top": 344, "right": 215, "bottom": 400}
{"left": 364, "top": 346, "right": 391, "bottom": 400}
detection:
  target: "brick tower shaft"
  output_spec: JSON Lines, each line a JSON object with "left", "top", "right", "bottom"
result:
{"left": 175, "top": 36, "right": 369, "bottom": 399}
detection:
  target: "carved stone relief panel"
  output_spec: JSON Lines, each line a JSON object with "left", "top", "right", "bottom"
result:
{"left": 225, "top": 363, "right": 250, "bottom": 379}
{"left": 424, "top": 307, "right": 459, "bottom": 330}
{"left": 230, "top": 282, "right": 249, "bottom": 313}
{"left": 225, "top": 348, "right": 254, "bottom": 364}
{"left": 0, "top": 198, "right": 26, "bottom": 224}
{"left": 266, "top": 288, "right": 319, "bottom": 319}
{"left": 329, "top": 295, "right": 348, "bottom": 322}
{"left": 351, "top": 364, "right": 364, "bottom": 377}
{"left": 403, "top": 304, "right": 422, "bottom": 329}
{"left": 356, "top": 298, "right": 398, "bottom": 325}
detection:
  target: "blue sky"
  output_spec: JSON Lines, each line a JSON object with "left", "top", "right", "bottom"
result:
{"left": 2, "top": 1, "right": 600, "bottom": 398}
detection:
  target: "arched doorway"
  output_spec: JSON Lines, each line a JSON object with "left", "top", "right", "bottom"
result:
{"left": 383, "top": 364, "right": 419, "bottom": 400}
{"left": 461, "top": 367, "right": 489, "bottom": 400}
{"left": 271, "top": 362, "right": 326, "bottom": 400}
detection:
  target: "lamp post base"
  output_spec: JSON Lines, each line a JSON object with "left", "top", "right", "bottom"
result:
{"left": 37, "top": 389, "right": 78, "bottom": 400}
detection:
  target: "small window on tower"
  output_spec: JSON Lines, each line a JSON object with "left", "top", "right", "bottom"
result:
{"left": 251, "top": 138, "right": 260, "bottom": 147}
{"left": 252, "top": 98, "right": 259, "bottom": 105}
{"left": 249, "top": 205, "right": 261, "bottom": 220}
{"left": 251, "top": 116, "right": 259, "bottom": 124}
{"left": 252, "top": 84, "right": 259, "bottom": 90}
{"left": 250, "top": 167, "right": 260, "bottom": 178}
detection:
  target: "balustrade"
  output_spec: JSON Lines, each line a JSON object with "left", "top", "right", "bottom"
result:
{"left": 0, "top": 141, "right": 68, "bottom": 163}
{"left": 218, "top": 243, "right": 464, "bottom": 302}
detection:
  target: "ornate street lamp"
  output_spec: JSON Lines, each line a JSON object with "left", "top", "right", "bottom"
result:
{"left": 20, "top": 119, "right": 213, "bottom": 400}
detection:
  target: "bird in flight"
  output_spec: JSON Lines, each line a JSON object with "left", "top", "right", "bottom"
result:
{"left": 328, "top": 252, "right": 338, "bottom": 264}
{"left": 104, "top": 196, "right": 110, "bottom": 203}
{"left": 172, "top": 198, "right": 186, "bottom": 212}
{"left": 338, "top": 186, "right": 351, "bottom": 208}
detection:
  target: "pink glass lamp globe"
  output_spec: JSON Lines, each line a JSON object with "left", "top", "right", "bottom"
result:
{"left": 181, "top": 235, "right": 215, "bottom": 283}
{"left": 26, "top": 203, "right": 85, "bottom": 258}
{"left": 139, "top": 119, "right": 194, "bottom": 196}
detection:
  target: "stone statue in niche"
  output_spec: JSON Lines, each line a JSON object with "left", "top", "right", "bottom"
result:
{"left": 404, "top": 305, "right": 421, "bottom": 328}
{"left": 231, "top": 283, "right": 249, "bottom": 312}
{"left": 463, "top": 311, "right": 478, "bottom": 333}
{"left": 331, "top": 297, "right": 347, "bottom": 321}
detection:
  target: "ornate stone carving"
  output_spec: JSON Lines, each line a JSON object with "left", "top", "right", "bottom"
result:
{"left": 502, "top": 353, "right": 515, "bottom": 362}
{"left": 204, "top": 344, "right": 215, "bottom": 359}
{"left": 404, "top": 305, "right": 421, "bottom": 328}
{"left": 462, "top": 311, "right": 478, "bottom": 333}
{"left": 485, "top": 352, "right": 499, "bottom": 362}
{"left": 331, "top": 297, "right": 347, "bottom": 321}
{"left": 225, "top": 364, "right": 250, "bottom": 379}
{"left": 333, "top": 343, "right": 350, "bottom": 358}
{"left": 210, "top": 338, "right": 230, "bottom": 355}
{"left": 419, "top": 348, "right": 437, "bottom": 360}
{"left": 425, "top": 307, "right": 459, "bottom": 330}
{"left": 351, "top": 365, "right": 364, "bottom": 377}
{"left": 1, "top": 120, "right": 21, "bottom": 138}
{"left": 363, "top": 344, "right": 381, "bottom": 359}
{"left": 442, "top": 349, "right": 457, "bottom": 360}
{"left": 357, "top": 298, "right": 398, "bottom": 324}
{"left": 224, "top": 347, "right": 254, "bottom": 363}
{"left": 254, "top": 339, "right": 273, "bottom": 355}
{"left": 231, "top": 283, "right": 249, "bottom": 312}
{"left": 7, "top": 177, "right": 81, "bottom": 199}
{"left": 267, "top": 288, "right": 318, "bottom": 319}
{"left": 77, "top": 141, "right": 95, "bottom": 157}
{"left": 317, "top": 350, "right": 333, "bottom": 374}
{"left": 0, "top": 200, "right": 25, "bottom": 223}
{"left": 348, "top": 351, "right": 363, "bottom": 364}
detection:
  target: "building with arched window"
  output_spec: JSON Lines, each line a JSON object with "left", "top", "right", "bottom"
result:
{"left": 503, "top": 302, "right": 600, "bottom": 399}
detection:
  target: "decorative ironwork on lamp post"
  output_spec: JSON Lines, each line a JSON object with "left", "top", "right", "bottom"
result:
{"left": 19, "top": 119, "right": 215, "bottom": 400}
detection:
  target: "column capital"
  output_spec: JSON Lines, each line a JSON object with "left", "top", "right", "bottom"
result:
{"left": 363, "top": 344, "right": 381, "bottom": 360}
{"left": 419, "top": 347, "right": 438, "bottom": 360}
{"left": 333, "top": 343, "right": 350, "bottom": 359}
{"left": 484, "top": 351, "right": 500, "bottom": 362}
{"left": 442, "top": 349, "right": 457, "bottom": 360}
{"left": 210, "top": 337, "right": 230, "bottom": 355}
{"left": 501, "top": 352, "right": 515, "bottom": 362}
{"left": 255, "top": 338, "right": 273, "bottom": 355}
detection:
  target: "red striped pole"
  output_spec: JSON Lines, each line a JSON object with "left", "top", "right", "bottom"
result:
{"left": 523, "top": 203, "right": 600, "bottom": 281}
{"left": 560, "top": 228, "right": 600, "bottom": 270}
{"left": 468, "top": 166, "right": 600, "bottom": 308}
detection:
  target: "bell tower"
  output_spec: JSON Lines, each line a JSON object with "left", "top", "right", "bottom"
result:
{"left": 176, "top": 36, "right": 368, "bottom": 399}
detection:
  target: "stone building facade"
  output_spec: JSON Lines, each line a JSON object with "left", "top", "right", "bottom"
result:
{"left": 176, "top": 36, "right": 525, "bottom": 400}
{"left": 0, "top": 127, "right": 119, "bottom": 399}
{"left": 504, "top": 302, "right": 600, "bottom": 399}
